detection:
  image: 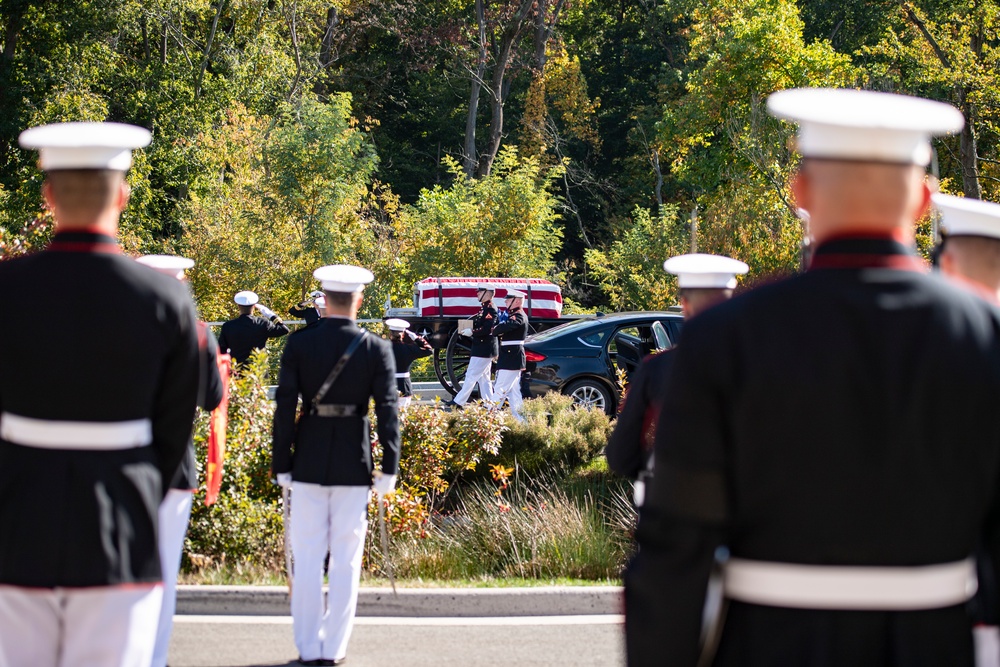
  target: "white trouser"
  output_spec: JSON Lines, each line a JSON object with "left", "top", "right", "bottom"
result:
{"left": 453, "top": 356, "right": 494, "bottom": 405}
{"left": 398, "top": 395, "right": 412, "bottom": 410}
{"left": 152, "top": 489, "right": 194, "bottom": 667}
{"left": 0, "top": 583, "right": 163, "bottom": 667}
{"left": 492, "top": 369, "right": 524, "bottom": 422}
{"left": 290, "top": 483, "right": 369, "bottom": 662}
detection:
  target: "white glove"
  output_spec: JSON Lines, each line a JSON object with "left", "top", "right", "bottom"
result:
{"left": 276, "top": 472, "right": 292, "bottom": 488}
{"left": 460, "top": 327, "right": 473, "bottom": 337}
{"left": 373, "top": 471, "right": 397, "bottom": 498}
{"left": 256, "top": 304, "right": 276, "bottom": 319}
{"left": 406, "top": 330, "right": 418, "bottom": 340}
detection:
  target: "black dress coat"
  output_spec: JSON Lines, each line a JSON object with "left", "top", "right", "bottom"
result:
{"left": 492, "top": 308, "right": 528, "bottom": 371}
{"left": 469, "top": 302, "right": 499, "bottom": 359}
{"left": 605, "top": 348, "right": 675, "bottom": 481}
{"left": 218, "top": 312, "right": 290, "bottom": 364}
{"left": 0, "top": 230, "right": 202, "bottom": 588}
{"left": 169, "top": 323, "right": 225, "bottom": 490}
{"left": 390, "top": 335, "right": 433, "bottom": 396}
{"left": 625, "top": 237, "right": 1000, "bottom": 667}
{"left": 271, "top": 317, "right": 400, "bottom": 486}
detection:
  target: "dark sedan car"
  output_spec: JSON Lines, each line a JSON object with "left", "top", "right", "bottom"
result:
{"left": 523, "top": 311, "right": 683, "bottom": 414}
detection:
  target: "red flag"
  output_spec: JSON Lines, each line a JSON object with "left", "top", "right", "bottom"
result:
{"left": 205, "top": 353, "right": 231, "bottom": 506}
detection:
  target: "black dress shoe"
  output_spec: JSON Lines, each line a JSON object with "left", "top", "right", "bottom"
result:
{"left": 443, "top": 400, "right": 462, "bottom": 409}
{"left": 298, "top": 658, "right": 327, "bottom": 666}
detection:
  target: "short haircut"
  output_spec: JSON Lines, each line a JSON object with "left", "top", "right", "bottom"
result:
{"left": 323, "top": 290, "right": 357, "bottom": 308}
{"left": 45, "top": 169, "right": 124, "bottom": 220}
{"left": 679, "top": 288, "right": 733, "bottom": 314}
{"left": 942, "top": 235, "right": 1000, "bottom": 287}
{"left": 238, "top": 304, "right": 254, "bottom": 316}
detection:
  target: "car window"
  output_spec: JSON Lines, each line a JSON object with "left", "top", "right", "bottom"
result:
{"left": 577, "top": 329, "right": 608, "bottom": 348}
{"left": 608, "top": 326, "right": 641, "bottom": 353}
{"left": 651, "top": 321, "right": 669, "bottom": 350}
{"left": 528, "top": 317, "right": 597, "bottom": 342}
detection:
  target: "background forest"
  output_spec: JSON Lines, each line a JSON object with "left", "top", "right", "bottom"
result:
{"left": 0, "top": 0, "right": 997, "bottom": 318}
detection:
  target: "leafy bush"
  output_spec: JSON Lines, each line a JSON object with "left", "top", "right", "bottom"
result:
{"left": 494, "top": 393, "right": 614, "bottom": 477}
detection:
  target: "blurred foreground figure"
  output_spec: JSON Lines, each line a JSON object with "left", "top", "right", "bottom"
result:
{"left": 271, "top": 265, "right": 400, "bottom": 666}
{"left": 625, "top": 88, "right": 1000, "bottom": 667}
{"left": 0, "top": 124, "right": 202, "bottom": 667}
{"left": 136, "top": 255, "right": 225, "bottom": 667}
{"left": 605, "top": 254, "right": 747, "bottom": 505}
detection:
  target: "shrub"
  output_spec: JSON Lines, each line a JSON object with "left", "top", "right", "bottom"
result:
{"left": 495, "top": 393, "right": 614, "bottom": 477}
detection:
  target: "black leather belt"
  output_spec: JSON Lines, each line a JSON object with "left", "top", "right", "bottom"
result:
{"left": 312, "top": 404, "right": 359, "bottom": 417}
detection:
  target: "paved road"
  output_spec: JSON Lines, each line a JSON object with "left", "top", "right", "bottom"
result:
{"left": 169, "top": 614, "right": 625, "bottom": 666}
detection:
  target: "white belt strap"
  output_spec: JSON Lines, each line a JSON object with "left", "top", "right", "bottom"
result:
{"left": 501, "top": 341, "right": 524, "bottom": 346}
{"left": 394, "top": 372, "right": 411, "bottom": 379}
{"left": 723, "top": 557, "right": 977, "bottom": 610}
{"left": 0, "top": 412, "right": 153, "bottom": 450}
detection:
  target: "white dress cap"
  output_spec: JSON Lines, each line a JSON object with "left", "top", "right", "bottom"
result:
{"left": 767, "top": 88, "right": 964, "bottom": 166}
{"left": 505, "top": 289, "right": 526, "bottom": 299}
{"left": 933, "top": 193, "right": 1000, "bottom": 240}
{"left": 384, "top": 318, "right": 410, "bottom": 332}
{"left": 19, "top": 122, "right": 152, "bottom": 171}
{"left": 309, "top": 290, "right": 325, "bottom": 299}
{"left": 663, "top": 253, "right": 749, "bottom": 289}
{"left": 136, "top": 254, "right": 194, "bottom": 280}
{"left": 313, "top": 265, "right": 375, "bottom": 293}
{"left": 234, "top": 290, "right": 259, "bottom": 306}
{"left": 476, "top": 283, "right": 495, "bottom": 291}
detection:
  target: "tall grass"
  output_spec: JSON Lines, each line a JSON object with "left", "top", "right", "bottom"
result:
{"left": 367, "top": 474, "right": 637, "bottom": 582}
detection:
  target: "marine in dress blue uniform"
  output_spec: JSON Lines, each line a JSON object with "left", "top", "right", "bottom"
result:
{"left": 271, "top": 265, "right": 401, "bottom": 666}
{"left": 289, "top": 290, "right": 326, "bottom": 329}
{"left": 385, "top": 318, "right": 433, "bottom": 409}
{"left": 605, "top": 255, "right": 746, "bottom": 506}
{"left": 0, "top": 123, "right": 202, "bottom": 667}
{"left": 625, "top": 89, "right": 1000, "bottom": 667}
{"left": 447, "top": 284, "right": 498, "bottom": 407}
{"left": 136, "top": 255, "right": 226, "bottom": 667}
{"left": 217, "top": 290, "right": 290, "bottom": 364}
{"left": 491, "top": 289, "right": 529, "bottom": 421}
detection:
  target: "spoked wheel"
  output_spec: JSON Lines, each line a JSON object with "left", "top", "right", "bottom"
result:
{"left": 564, "top": 379, "right": 614, "bottom": 415}
{"left": 433, "top": 346, "right": 459, "bottom": 395}
{"left": 445, "top": 330, "right": 473, "bottom": 394}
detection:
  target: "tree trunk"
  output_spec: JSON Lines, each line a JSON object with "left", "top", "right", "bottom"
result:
{"left": 959, "top": 90, "right": 982, "bottom": 199}
{"left": 532, "top": 0, "right": 565, "bottom": 73}
{"left": 476, "top": 0, "right": 535, "bottom": 178}
{"left": 1, "top": 6, "right": 25, "bottom": 67}
{"left": 320, "top": 6, "right": 338, "bottom": 68}
{"left": 195, "top": 0, "right": 226, "bottom": 99}
{"left": 463, "top": 0, "right": 487, "bottom": 177}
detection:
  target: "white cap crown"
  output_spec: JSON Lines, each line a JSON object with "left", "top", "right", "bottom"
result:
{"left": 663, "top": 253, "right": 749, "bottom": 289}
{"left": 234, "top": 290, "right": 259, "bottom": 306}
{"left": 136, "top": 254, "right": 194, "bottom": 280}
{"left": 933, "top": 193, "right": 1000, "bottom": 240}
{"left": 767, "top": 88, "right": 963, "bottom": 166}
{"left": 505, "top": 289, "right": 526, "bottom": 299}
{"left": 313, "top": 265, "right": 374, "bottom": 293}
{"left": 19, "top": 122, "right": 152, "bottom": 171}
{"left": 385, "top": 318, "right": 410, "bottom": 331}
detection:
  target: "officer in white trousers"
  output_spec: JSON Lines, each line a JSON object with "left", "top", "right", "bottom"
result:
{"left": 271, "top": 265, "right": 401, "bottom": 666}
{"left": 136, "top": 254, "right": 225, "bottom": 667}
{"left": 0, "top": 123, "right": 202, "bottom": 667}
{"left": 491, "top": 289, "right": 529, "bottom": 421}
{"left": 445, "top": 284, "right": 498, "bottom": 408}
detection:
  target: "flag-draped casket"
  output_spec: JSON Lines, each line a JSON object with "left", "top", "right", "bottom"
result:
{"left": 415, "top": 278, "right": 563, "bottom": 318}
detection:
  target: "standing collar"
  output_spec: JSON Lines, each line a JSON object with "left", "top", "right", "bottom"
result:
{"left": 48, "top": 228, "right": 121, "bottom": 254}
{"left": 808, "top": 235, "right": 926, "bottom": 273}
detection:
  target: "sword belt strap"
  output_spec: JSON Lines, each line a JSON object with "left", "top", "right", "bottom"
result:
{"left": 1, "top": 413, "right": 153, "bottom": 450}
{"left": 723, "top": 557, "right": 977, "bottom": 610}
{"left": 394, "top": 372, "right": 410, "bottom": 378}
{"left": 312, "top": 404, "right": 359, "bottom": 417}
{"left": 310, "top": 331, "right": 367, "bottom": 415}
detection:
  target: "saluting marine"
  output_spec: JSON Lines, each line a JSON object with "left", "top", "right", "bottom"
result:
{"left": 490, "top": 289, "right": 529, "bottom": 422}
{"left": 445, "top": 283, "right": 498, "bottom": 408}
{"left": 605, "top": 254, "right": 746, "bottom": 505}
{"left": 385, "top": 317, "right": 433, "bottom": 410}
{"left": 626, "top": 89, "right": 1000, "bottom": 667}
{"left": 217, "top": 290, "right": 290, "bottom": 364}
{"left": 271, "top": 265, "right": 400, "bottom": 667}
{"left": 0, "top": 123, "right": 202, "bottom": 667}
{"left": 136, "top": 255, "right": 226, "bottom": 667}
{"left": 289, "top": 290, "right": 326, "bottom": 329}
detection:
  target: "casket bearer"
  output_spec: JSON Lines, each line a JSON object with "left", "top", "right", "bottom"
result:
{"left": 0, "top": 123, "right": 202, "bottom": 667}
{"left": 625, "top": 88, "right": 1000, "bottom": 667}
{"left": 491, "top": 288, "right": 529, "bottom": 421}
{"left": 135, "top": 254, "right": 225, "bottom": 667}
{"left": 271, "top": 265, "right": 400, "bottom": 666}
{"left": 445, "top": 283, "right": 498, "bottom": 408}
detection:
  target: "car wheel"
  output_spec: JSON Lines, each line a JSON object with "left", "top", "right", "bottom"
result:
{"left": 564, "top": 379, "right": 613, "bottom": 415}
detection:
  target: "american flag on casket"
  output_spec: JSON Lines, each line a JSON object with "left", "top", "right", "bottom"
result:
{"left": 416, "top": 277, "right": 563, "bottom": 318}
